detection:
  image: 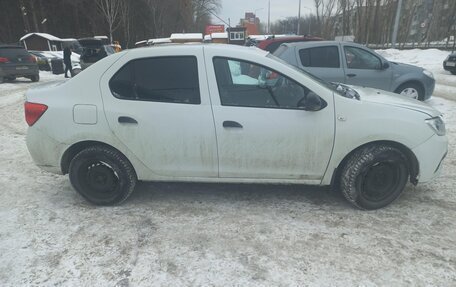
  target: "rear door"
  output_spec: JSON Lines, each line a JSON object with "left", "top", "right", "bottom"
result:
{"left": 295, "top": 44, "right": 345, "bottom": 83}
{"left": 100, "top": 47, "right": 218, "bottom": 178}
{"left": 342, "top": 44, "right": 393, "bottom": 90}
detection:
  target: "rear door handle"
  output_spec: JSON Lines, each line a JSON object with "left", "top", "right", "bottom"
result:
{"left": 223, "top": 120, "right": 243, "bottom": 128}
{"left": 118, "top": 116, "right": 138, "bottom": 124}
{"left": 347, "top": 73, "right": 357, "bottom": 78}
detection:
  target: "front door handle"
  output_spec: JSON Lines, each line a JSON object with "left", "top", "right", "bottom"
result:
{"left": 223, "top": 120, "right": 243, "bottom": 128}
{"left": 118, "top": 116, "right": 138, "bottom": 124}
{"left": 347, "top": 73, "right": 357, "bottom": 78}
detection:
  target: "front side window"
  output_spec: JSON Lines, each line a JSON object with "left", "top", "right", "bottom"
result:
{"left": 213, "top": 57, "right": 318, "bottom": 109}
{"left": 109, "top": 56, "right": 200, "bottom": 104}
{"left": 344, "top": 46, "right": 381, "bottom": 70}
{"left": 299, "top": 46, "right": 340, "bottom": 68}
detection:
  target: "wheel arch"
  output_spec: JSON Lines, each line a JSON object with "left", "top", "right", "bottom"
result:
{"left": 61, "top": 140, "right": 133, "bottom": 175}
{"left": 330, "top": 140, "right": 419, "bottom": 187}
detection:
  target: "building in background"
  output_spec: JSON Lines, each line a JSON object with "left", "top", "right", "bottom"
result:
{"left": 240, "top": 12, "right": 261, "bottom": 36}
{"left": 20, "top": 33, "right": 63, "bottom": 51}
{"left": 227, "top": 27, "right": 247, "bottom": 45}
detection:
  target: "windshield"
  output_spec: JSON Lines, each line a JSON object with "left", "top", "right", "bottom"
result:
{"left": 267, "top": 53, "right": 342, "bottom": 95}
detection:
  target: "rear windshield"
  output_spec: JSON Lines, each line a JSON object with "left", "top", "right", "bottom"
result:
{"left": 0, "top": 47, "right": 29, "bottom": 57}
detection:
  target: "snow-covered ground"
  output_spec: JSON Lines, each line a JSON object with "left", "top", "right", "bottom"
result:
{"left": 1, "top": 51, "right": 456, "bottom": 286}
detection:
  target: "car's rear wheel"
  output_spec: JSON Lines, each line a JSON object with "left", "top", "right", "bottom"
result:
{"left": 30, "top": 75, "right": 39, "bottom": 82}
{"left": 69, "top": 145, "right": 137, "bottom": 205}
{"left": 340, "top": 145, "right": 409, "bottom": 210}
{"left": 396, "top": 82, "right": 424, "bottom": 100}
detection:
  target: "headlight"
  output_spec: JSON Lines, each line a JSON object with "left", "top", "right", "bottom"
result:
{"left": 426, "top": 116, "right": 446, "bottom": 136}
{"left": 423, "top": 69, "right": 434, "bottom": 79}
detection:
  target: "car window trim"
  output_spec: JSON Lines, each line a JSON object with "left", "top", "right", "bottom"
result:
{"left": 343, "top": 45, "right": 382, "bottom": 70}
{"left": 212, "top": 56, "right": 323, "bottom": 111}
{"left": 298, "top": 45, "right": 341, "bottom": 68}
{"left": 109, "top": 55, "right": 202, "bottom": 105}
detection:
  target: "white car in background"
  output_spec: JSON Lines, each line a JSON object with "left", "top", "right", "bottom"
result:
{"left": 25, "top": 44, "right": 448, "bottom": 209}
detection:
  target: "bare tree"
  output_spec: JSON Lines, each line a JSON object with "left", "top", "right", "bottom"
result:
{"left": 96, "top": 0, "right": 125, "bottom": 43}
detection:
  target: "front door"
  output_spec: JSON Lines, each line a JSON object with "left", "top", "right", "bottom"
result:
{"left": 206, "top": 55, "right": 335, "bottom": 181}
{"left": 342, "top": 45, "right": 393, "bottom": 90}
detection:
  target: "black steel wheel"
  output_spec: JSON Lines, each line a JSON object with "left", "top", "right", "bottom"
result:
{"left": 69, "top": 145, "right": 137, "bottom": 205}
{"left": 340, "top": 145, "right": 409, "bottom": 210}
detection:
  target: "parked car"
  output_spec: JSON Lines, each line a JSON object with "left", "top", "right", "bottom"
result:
{"left": 28, "top": 50, "right": 81, "bottom": 75}
{"left": 443, "top": 52, "right": 456, "bottom": 75}
{"left": 28, "top": 51, "right": 52, "bottom": 71}
{"left": 0, "top": 45, "right": 39, "bottom": 83}
{"left": 78, "top": 38, "right": 115, "bottom": 70}
{"left": 25, "top": 44, "right": 447, "bottom": 210}
{"left": 257, "top": 35, "right": 323, "bottom": 53}
{"left": 273, "top": 41, "right": 435, "bottom": 100}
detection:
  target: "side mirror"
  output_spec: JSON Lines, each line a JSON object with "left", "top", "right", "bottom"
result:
{"left": 298, "top": 92, "right": 327, "bottom": 111}
{"left": 382, "top": 61, "right": 390, "bottom": 70}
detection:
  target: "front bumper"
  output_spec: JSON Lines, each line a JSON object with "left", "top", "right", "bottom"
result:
{"left": 443, "top": 61, "right": 456, "bottom": 72}
{"left": 412, "top": 134, "right": 448, "bottom": 183}
{"left": 423, "top": 75, "right": 435, "bottom": 100}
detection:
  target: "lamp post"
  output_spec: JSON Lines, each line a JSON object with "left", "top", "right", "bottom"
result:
{"left": 302, "top": 6, "right": 312, "bottom": 35}
{"left": 297, "top": 0, "right": 301, "bottom": 35}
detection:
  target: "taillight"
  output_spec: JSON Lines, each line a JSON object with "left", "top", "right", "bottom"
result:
{"left": 0, "top": 57, "right": 9, "bottom": 63}
{"left": 24, "top": 102, "right": 48, "bottom": 126}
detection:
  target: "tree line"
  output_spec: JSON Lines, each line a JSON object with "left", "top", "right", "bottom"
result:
{"left": 0, "top": 0, "right": 220, "bottom": 48}
{"left": 1, "top": 0, "right": 455, "bottom": 49}
{"left": 270, "top": 0, "right": 456, "bottom": 47}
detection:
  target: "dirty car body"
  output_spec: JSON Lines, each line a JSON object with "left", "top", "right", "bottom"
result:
{"left": 25, "top": 44, "right": 448, "bottom": 209}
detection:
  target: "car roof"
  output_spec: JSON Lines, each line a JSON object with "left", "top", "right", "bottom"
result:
{"left": 129, "top": 43, "right": 269, "bottom": 58}
{"left": 281, "top": 41, "right": 365, "bottom": 49}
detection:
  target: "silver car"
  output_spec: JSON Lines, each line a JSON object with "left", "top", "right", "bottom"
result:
{"left": 273, "top": 41, "right": 435, "bottom": 101}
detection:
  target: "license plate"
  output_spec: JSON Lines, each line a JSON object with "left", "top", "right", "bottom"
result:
{"left": 447, "top": 62, "right": 456, "bottom": 67}
{"left": 16, "top": 66, "right": 29, "bottom": 70}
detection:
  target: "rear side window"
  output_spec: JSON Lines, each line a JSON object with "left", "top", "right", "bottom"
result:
{"left": 0, "top": 47, "right": 30, "bottom": 57}
{"left": 109, "top": 56, "right": 200, "bottom": 104}
{"left": 299, "top": 46, "right": 340, "bottom": 68}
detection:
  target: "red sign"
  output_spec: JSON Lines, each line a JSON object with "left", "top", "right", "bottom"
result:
{"left": 205, "top": 25, "right": 225, "bottom": 35}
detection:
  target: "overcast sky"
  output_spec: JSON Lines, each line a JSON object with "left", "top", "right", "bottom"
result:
{"left": 215, "top": 0, "right": 316, "bottom": 26}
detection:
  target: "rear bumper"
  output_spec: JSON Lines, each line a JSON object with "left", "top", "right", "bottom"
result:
{"left": 0, "top": 65, "right": 39, "bottom": 77}
{"left": 26, "top": 127, "right": 65, "bottom": 175}
{"left": 412, "top": 134, "right": 448, "bottom": 183}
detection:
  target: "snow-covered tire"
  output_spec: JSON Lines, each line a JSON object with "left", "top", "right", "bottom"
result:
{"left": 340, "top": 145, "right": 409, "bottom": 210}
{"left": 396, "top": 82, "right": 424, "bottom": 101}
{"left": 69, "top": 145, "right": 137, "bottom": 205}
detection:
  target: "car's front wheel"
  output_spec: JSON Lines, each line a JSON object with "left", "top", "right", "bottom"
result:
{"left": 340, "top": 145, "right": 409, "bottom": 210}
{"left": 69, "top": 145, "right": 137, "bottom": 205}
{"left": 396, "top": 82, "right": 424, "bottom": 100}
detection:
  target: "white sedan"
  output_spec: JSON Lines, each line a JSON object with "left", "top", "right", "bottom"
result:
{"left": 25, "top": 44, "right": 448, "bottom": 209}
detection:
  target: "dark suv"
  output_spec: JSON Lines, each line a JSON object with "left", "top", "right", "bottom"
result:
{"left": 0, "top": 45, "right": 39, "bottom": 83}
{"left": 78, "top": 38, "right": 115, "bottom": 70}
{"left": 443, "top": 53, "right": 456, "bottom": 75}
